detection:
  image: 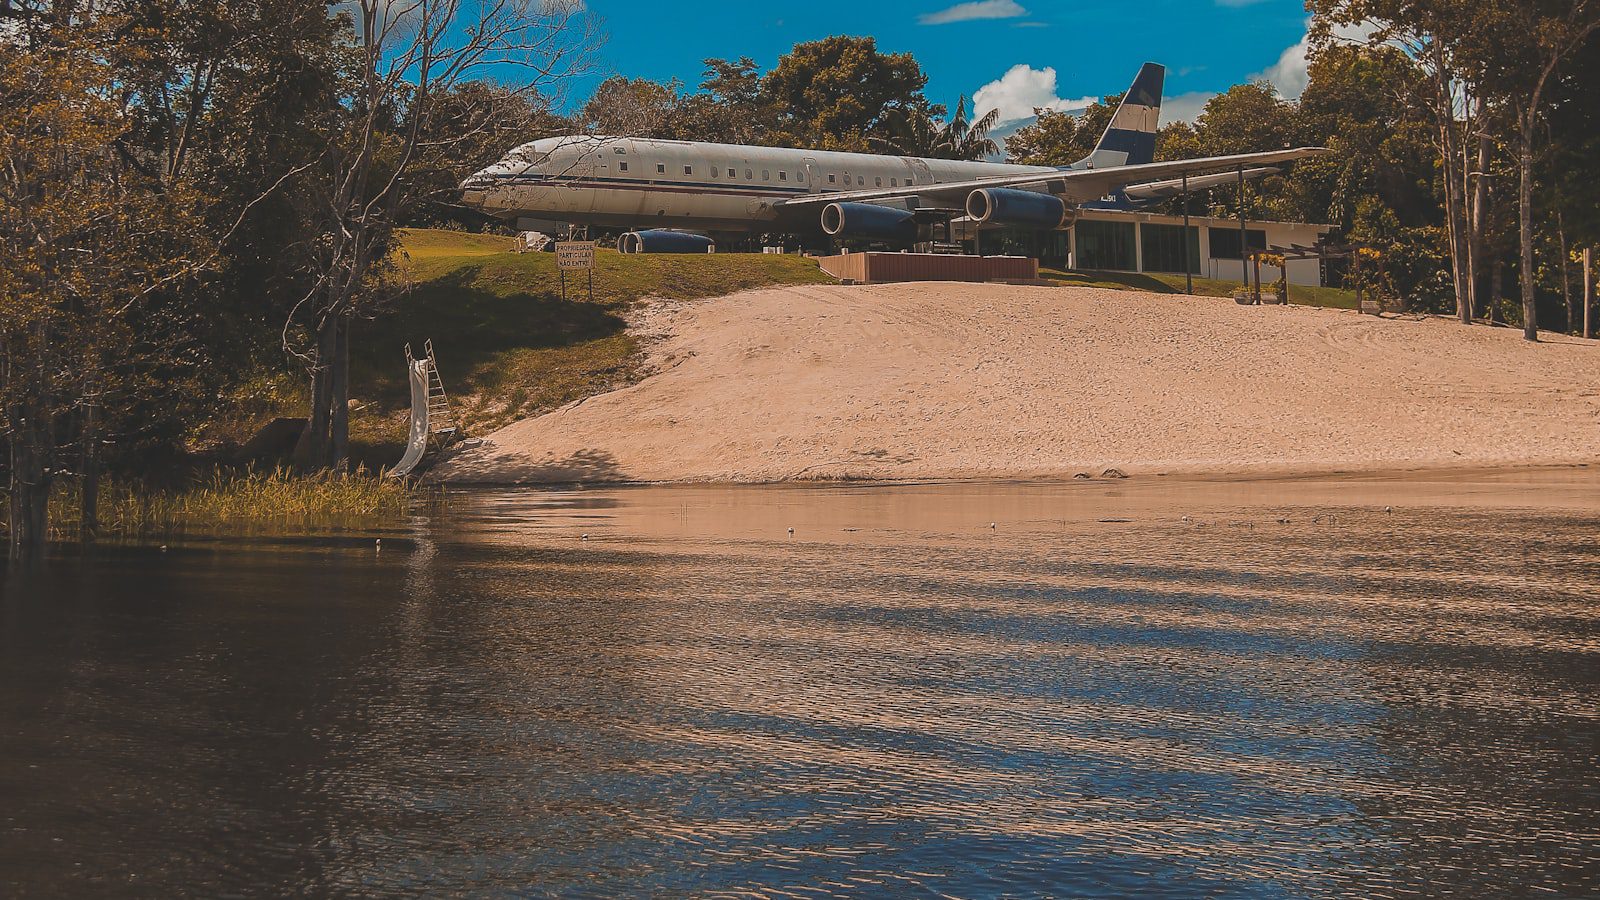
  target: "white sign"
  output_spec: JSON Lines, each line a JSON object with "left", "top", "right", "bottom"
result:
{"left": 556, "top": 241, "right": 595, "bottom": 270}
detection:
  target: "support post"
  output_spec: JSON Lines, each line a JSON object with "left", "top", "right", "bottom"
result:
{"left": 1585, "top": 247, "right": 1593, "bottom": 340}
{"left": 1238, "top": 165, "right": 1248, "bottom": 288}
{"left": 1182, "top": 172, "right": 1192, "bottom": 295}
{"left": 1353, "top": 249, "right": 1364, "bottom": 313}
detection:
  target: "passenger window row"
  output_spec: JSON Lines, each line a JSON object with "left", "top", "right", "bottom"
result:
{"left": 609, "top": 159, "right": 920, "bottom": 190}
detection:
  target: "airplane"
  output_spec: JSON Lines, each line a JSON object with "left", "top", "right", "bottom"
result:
{"left": 459, "top": 63, "right": 1326, "bottom": 252}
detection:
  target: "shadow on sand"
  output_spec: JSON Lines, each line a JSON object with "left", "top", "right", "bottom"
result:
{"left": 439, "top": 446, "right": 628, "bottom": 485}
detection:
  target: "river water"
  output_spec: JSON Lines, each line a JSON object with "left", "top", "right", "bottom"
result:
{"left": 3, "top": 472, "right": 1598, "bottom": 897}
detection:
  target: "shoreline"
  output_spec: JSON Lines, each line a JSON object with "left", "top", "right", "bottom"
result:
{"left": 433, "top": 459, "right": 1598, "bottom": 490}
{"left": 433, "top": 283, "right": 1600, "bottom": 487}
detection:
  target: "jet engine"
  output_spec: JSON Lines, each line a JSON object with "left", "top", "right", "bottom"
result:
{"left": 820, "top": 202, "right": 918, "bottom": 243}
{"left": 618, "top": 230, "right": 716, "bottom": 254}
{"left": 965, "top": 188, "right": 1072, "bottom": 229}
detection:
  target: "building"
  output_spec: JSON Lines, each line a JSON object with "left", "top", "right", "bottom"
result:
{"left": 960, "top": 209, "right": 1334, "bottom": 287}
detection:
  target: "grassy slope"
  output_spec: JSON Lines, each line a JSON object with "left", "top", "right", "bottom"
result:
{"left": 345, "top": 229, "right": 834, "bottom": 462}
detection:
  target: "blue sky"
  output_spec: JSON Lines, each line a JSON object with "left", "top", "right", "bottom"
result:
{"left": 575, "top": 0, "right": 1323, "bottom": 123}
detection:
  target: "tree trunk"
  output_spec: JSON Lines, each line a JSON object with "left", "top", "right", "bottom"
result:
{"left": 7, "top": 319, "right": 54, "bottom": 561}
{"left": 330, "top": 315, "right": 350, "bottom": 472}
{"left": 1585, "top": 247, "right": 1594, "bottom": 340}
{"left": 1468, "top": 131, "right": 1492, "bottom": 322}
{"left": 79, "top": 396, "right": 99, "bottom": 540}
{"left": 1441, "top": 126, "right": 1469, "bottom": 320}
{"left": 1557, "top": 209, "right": 1572, "bottom": 334}
{"left": 1432, "top": 48, "right": 1470, "bottom": 321}
{"left": 8, "top": 416, "right": 50, "bottom": 562}
{"left": 1492, "top": 256, "right": 1504, "bottom": 325}
{"left": 1518, "top": 116, "right": 1538, "bottom": 342}
{"left": 294, "top": 316, "right": 340, "bottom": 471}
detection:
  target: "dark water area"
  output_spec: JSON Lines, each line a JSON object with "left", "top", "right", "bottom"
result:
{"left": 3, "top": 473, "right": 1599, "bottom": 897}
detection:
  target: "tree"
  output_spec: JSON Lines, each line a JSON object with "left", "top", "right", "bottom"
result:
{"left": 1296, "top": 43, "right": 1436, "bottom": 230}
{"left": 1, "top": 23, "right": 209, "bottom": 557}
{"left": 1195, "top": 82, "right": 1298, "bottom": 156}
{"left": 693, "top": 57, "right": 774, "bottom": 145}
{"left": 872, "top": 95, "right": 996, "bottom": 160}
{"left": 935, "top": 96, "right": 1001, "bottom": 160}
{"left": 1004, "top": 94, "right": 1121, "bottom": 165}
{"left": 580, "top": 75, "right": 688, "bottom": 139}
{"left": 760, "top": 36, "right": 935, "bottom": 151}
{"left": 410, "top": 82, "right": 570, "bottom": 227}
{"left": 1310, "top": 1, "right": 1486, "bottom": 323}
{"left": 285, "top": 0, "right": 599, "bottom": 471}
{"left": 1464, "top": 1, "right": 1600, "bottom": 340}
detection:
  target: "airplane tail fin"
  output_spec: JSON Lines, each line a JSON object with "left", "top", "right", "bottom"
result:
{"left": 1079, "top": 62, "right": 1165, "bottom": 170}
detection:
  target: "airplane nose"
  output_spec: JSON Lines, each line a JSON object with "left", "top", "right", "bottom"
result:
{"left": 460, "top": 168, "right": 498, "bottom": 208}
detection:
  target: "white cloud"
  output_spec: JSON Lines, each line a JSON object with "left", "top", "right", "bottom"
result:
{"left": 971, "top": 64, "right": 1095, "bottom": 124}
{"left": 1256, "top": 16, "right": 1377, "bottom": 98}
{"left": 920, "top": 0, "right": 1028, "bottom": 26}
{"left": 1162, "top": 91, "right": 1217, "bottom": 124}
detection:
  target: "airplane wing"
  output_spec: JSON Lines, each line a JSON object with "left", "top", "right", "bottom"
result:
{"left": 1121, "top": 167, "right": 1280, "bottom": 201}
{"left": 777, "top": 148, "right": 1328, "bottom": 209}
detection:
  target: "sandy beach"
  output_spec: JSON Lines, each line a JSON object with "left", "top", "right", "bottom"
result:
{"left": 435, "top": 283, "right": 1600, "bottom": 484}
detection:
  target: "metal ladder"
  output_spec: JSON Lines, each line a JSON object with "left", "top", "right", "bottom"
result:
{"left": 421, "top": 339, "right": 456, "bottom": 442}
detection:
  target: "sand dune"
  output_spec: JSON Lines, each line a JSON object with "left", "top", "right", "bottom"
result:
{"left": 435, "top": 283, "right": 1600, "bottom": 484}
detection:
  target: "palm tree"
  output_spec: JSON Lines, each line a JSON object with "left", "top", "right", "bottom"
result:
{"left": 871, "top": 104, "right": 943, "bottom": 157}
{"left": 935, "top": 96, "right": 1001, "bottom": 161}
{"left": 870, "top": 97, "right": 1001, "bottom": 160}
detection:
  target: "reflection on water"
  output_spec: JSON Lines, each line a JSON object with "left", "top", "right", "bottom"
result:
{"left": 3, "top": 473, "right": 1599, "bottom": 897}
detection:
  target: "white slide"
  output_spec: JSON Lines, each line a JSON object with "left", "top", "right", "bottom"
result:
{"left": 385, "top": 356, "right": 432, "bottom": 478}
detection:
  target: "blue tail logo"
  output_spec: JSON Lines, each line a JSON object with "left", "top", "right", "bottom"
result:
{"left": 1074, "top": 62, "right": 1164, "bottom": 171}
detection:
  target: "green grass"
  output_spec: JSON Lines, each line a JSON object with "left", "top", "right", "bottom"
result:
{"left": 1041, "top": 268, "right": 1359, "bottom": 310}
{"left": 341, "top": 229, "right": 834, "bottom": 461}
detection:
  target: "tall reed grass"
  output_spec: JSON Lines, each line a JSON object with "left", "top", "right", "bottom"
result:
{"left": 29, "top": 468, "right": 416, "bottom": 537}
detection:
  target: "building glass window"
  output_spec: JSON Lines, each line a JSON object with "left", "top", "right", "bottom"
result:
{"left": 1209, "top": 227, "right": 1267, "bottom": 259}
{"left": 1076, "top": 220, "right": 1137, "bottom": 271}
{"left": 1142, "top": 223, "right": 1201, "bottom": 274}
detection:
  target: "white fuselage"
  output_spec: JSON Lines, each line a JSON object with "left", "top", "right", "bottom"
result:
{"left": 461, "top": 135, "right": 1059, "bottom": 233}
